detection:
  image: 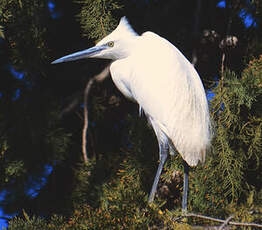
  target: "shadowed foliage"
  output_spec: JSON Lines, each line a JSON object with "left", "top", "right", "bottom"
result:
{"left": 0, "top": 0, "right": 262, "bottom": 229}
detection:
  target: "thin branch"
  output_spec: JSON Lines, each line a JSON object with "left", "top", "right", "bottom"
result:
{"left": 18, "top": 0, "right": 23, "bottom": 8}
{"left": 221, "top": 52, "right": 225, "bottom": 77}
{"left": 218, "top": 215, "right": 234, "bottom": 230}
{"left": 186, "top": 213, "right": 262, "bottom": 228}
{"left": 100, "top": 17, "right": 106, "bottom": 37}
{"left": 82, "top": 64, "right": 110, "bottom": 163}
{"left": 82, "top": 78, "right": 94, "bottom": 163}
{"left": 0, "top": 216, "right": 11, "bottom": 221}
{"left": 60, "top": 93, "right": 81, "bottom": 118}
{"left": 191, "top": 226, "right": 230, "bottom": 230}
{"left": 75, "top": 111, "right": 83, "bottom": 121}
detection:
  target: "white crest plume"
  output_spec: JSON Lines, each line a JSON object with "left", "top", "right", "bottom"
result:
{"left": 115, "top": 16, "right": 138, "bottom": 37}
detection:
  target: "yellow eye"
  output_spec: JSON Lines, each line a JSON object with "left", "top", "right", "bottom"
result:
{"left": 107, "top": 41, "right": 114, "bottom": 47}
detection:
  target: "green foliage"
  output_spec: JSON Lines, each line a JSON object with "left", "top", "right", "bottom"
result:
{"left": 76, "top": 0, "right": 122, "bottom": 41}
{"left": 184, "top": 56, "right": 262, "bottom": 215}
{"left": 7, "top": 156, "right": 191, "bottom": 230}
{"left": 0, "top": 0, "right": 48, "bottom": 72}
{"left": 45, "top": 110, "right": 72, "bottom": 163}
{"left": 65, "top": 116, "right": 190, "bottom": 229}
{"left": 4, "top": 160, "right": 26, "bottom": 183}
{"left": 70, "top": 161, "right": 97, "bottom": 207}
{"left": 0, "top": 140, "right": 8, "bottom": 159}
{"left": 1, "top": 0, "right": 262, "bottom": 229}
{"left": 8, "top": 216, "right": 48, "bottom": 230}
{"left": 7, "top": 207, "right": 191, "bottom": 230}
{"left": 155, "top": 56, "right": 262, "bottom": 218}
{"left": 8, "top": 214, "right": 65, "bottom": 230}
{"left": 0, "top": 0, "right": 74, "bottom": 215}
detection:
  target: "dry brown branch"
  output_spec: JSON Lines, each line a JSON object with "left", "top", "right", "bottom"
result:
{"left": 82, "top": 64, "right": 110, "bottom": 163}
{"left": 186, "top": 213, "right": 262, "bottom": 228}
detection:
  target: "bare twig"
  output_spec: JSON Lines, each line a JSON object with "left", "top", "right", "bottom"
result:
{"left": 18, "top": 0, "right": 23, "bottom": 8}
{"left": 75, "top": 111, "right": 83, "bottom": 121}
{"left": 0, "top": 216, "right": 11, "bottom": 221}
{"left": 82, "top": 64, "right": 110, "bottom": 163}
{"left": 221, "top": 52, "right": 225, "bottom": 77}
{"left": 191, "top": 226, "right": 230, "bottom": 230}
{"left": 186, "top": 213, "right": 262, "bottom": 228}
{"left": 100, "top": 17, "right": 106, "bottom": 37}
{"left": 60, "top": 93, "right": 81, "bottom": 118}
{"left": 218, "top": 215, "right": 234, "bottom": 230}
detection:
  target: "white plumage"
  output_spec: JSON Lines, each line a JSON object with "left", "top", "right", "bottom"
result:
{"left": 107, "top": 18, "right": 211, "bottom": 166}
{"left": 52, "top": 17, "right": 212, "bottom": 209}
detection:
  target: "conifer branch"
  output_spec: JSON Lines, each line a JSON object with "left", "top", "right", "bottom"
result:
{"left": 82, "top": 64, "right": 110, "bottom": 163}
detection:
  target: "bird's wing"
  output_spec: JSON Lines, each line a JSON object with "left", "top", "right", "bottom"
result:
{"left": 111, "top": 32, "right": 211, "bottom": 166}
{"left": 110, "top": 59, "right": 135, "bottom": 100}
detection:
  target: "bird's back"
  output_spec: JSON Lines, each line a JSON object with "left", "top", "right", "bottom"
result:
{"left": 111, "top": 31, "right": 212, "bottom": 166}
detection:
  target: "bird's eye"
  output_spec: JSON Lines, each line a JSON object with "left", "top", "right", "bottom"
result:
{"left": 107, "top": 41, "right": 114, "bottom": 47}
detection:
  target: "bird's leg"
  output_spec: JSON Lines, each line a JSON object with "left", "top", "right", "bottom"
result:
{"left": 182, "top": 161, "right": 189, "bottom": 212}
{"left": 148, "top": 143, "right": 168, "bottom": 203}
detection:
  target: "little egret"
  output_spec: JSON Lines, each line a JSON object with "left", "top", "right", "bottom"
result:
{"left": 52, "top": 17, "right": 212, "bottom": 211}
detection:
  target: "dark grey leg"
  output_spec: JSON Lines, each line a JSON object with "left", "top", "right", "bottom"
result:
{"left": 148, "top": 144, "right": 168, "bottom": 203}
{"left": 182, "top": 161, "right": 189, "bottom": 212}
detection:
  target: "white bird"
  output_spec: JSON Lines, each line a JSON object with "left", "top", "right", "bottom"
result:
{"left": 52, "top": 17, "right": 212, "bottom": 211}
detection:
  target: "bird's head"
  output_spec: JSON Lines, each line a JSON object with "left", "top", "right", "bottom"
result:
{"left": 52, "top": 17, "right": 138, "bottom": 64}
